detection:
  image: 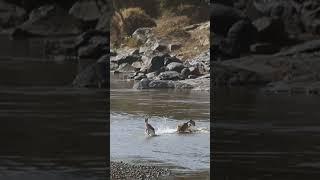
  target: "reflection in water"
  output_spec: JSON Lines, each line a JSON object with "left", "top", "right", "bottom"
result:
{"left": 214, "top": 87, "right": 320, "bottom": 179}
{"left": 110, "top": 73, "right": 210, "bottom": 176}
{"left": 0, "top": 35, "right": 107, "bottom": 179}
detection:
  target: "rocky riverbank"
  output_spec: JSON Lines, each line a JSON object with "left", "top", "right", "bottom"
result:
{"left": 212, "top": 0, "right": 320, "bottom": 94}
{"left": 111, "top": 21, "right": 210, "bottom": 91}
{"left": 110, "top": 161, "right": 171, "bottom": 180}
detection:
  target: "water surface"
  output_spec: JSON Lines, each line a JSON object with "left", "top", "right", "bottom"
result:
{"left": 110, "top": 73, "right": 210, "bottom": 175}
{"left": 0, "top": 36, "right": 107, "bottom": 180}
{"left": 214, "top": 87, "right": 320, "bottom": 179}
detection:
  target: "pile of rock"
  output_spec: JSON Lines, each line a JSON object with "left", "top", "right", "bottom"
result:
{"left": 110, "top": 47, "right": 210, "bottom": 90}
{"left": 211, "top": 0, "right": 320, "bottom": 60}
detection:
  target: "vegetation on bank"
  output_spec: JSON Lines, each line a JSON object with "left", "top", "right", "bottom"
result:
{"left": 111, "top": 0, "right": 210, "bottom": 59}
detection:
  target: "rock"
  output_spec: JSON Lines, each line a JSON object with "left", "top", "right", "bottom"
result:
{"left": 139, "top": 37, "right": 166, "bottom": 53}
{"left": 301, "top": 1, "right": 320, "bottom": 35}
{"left": 189, "top": 67, "right": 201, "bottom": 76}
{"left": 157, "top": 71, "right": 181, "bottom": 80}
{"left": 210, "top": 3, "right": 243, "bottom": 35}
{"left": 116, "top": 63, "right": 136, "bottom": 72}
{"left": 69, "top": 0, "right": 102, "bottom": 22}
{"left": 133, "top": 78, "right": 151, "bottom": 89}
{"left": 72, "top": 60, "right": 106, "bottom": 88}
{"left": 77, "top": 35, "right": 108, "bottom": 58}
{"left": 250, "top": 43, "right": 280, "bottom": 54}
{"left": 168, "top": 43, "right": 182, "bottom": 51}
{"left": 0, "top": 0, "right": 26, "bottom": 29}
{"left": 253, "top": 16, "right": 287, "bottom": 43}
{"left": 276, "top": 39, "right": 320, "bottom": 56}
{"left": 164, "top": 56, "right": 182, "bottom": 66}
{"left": 146, "top": 72, "right": 157, "bottom": 79}
{"left": 166, "top": 62, "right": 185, "bottom": 72}
{"left": 134, "top": 73, "right": 146, "bottom": 80}
{"left": 132, "top": 28, "right": 153, "bottom": 43}
{"left": 181, "top": 68, "right": 191, "bottom": 78}
{"left": 111, "top": 54, "right": 141, "bottom": 65}
{"left": 148, "top": 80, "right": 175, "bottom": 88}
{"left": 228, "top": 19, "right": 257, "bottom": 52}
{"left": 246, "top": 0, "right": 303, "bottom": 36}
{"left": 188, "top": 75, "right": 197, "bottom": 79}
{"left": 95, "top": 11, "right": 111, "bottom": 32}
{"left": 74, "top": 30, "right": 108, "bottom": 48}
{"left": 140, "top": 53, "right": 170, "bottom": 73}
{"left": 12, "top": 5, "right": 81, "bottom": 36}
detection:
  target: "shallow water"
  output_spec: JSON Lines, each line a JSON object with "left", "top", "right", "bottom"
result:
{"left": 110, "top": 73, "right": 210, "bottom": 173}
{"left": 214, "top": 87, "right": 320, "bottom": 179}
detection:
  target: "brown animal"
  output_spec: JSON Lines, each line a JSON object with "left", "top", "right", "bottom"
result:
{"left": 177, "top": 120, "right": 196, "bottom": 133}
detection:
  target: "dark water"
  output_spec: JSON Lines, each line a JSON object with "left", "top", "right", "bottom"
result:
{"left": 110, "top": 73, "right": 210, "bottom": 178}
{"left": 214, "top": 87, "right": 320, "bottom": 179}
{"left": 0, "top": 36, "right": 107, "bottom": 179}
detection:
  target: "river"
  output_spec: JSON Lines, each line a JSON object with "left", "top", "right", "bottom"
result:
{"left": 214, "top": 87, "right": 320, "bottom": 179}
{"left": 110, "top": 73, "right": 210, "bottom": 178}
{"left": 0, "top": 35, "right": 107, "bottom": 180}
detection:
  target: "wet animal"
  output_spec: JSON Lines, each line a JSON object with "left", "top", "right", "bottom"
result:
{"left": 145, "top": 117, "right": 155, "bottom": 136}
{"left": 177, "top": 120, "right": 195, "bottom": 133}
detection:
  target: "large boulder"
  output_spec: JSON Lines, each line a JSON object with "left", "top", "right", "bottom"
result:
{"left": 220, "top": 19, "right": 258, "bottom": 57}
{"left": 72, "top": 56, "right": 107, "bottom": 88}
{"left": 77, "top": 36, "right": 108, "bottom": 58}
{"left": 132, "top": 28, "right": 153, "bottom": 43}
{"left": 12, "top": 5, "right": 82, "bottom": 36}
{"left": 210, "top": 3, "right": 243, "bottom": 35}
{"left": 253, "top": 16, "right": 287, "bottom": 43}
{"left": 69, "top": 0, "right": 102, "bottom": 22}
{"left": 157, "top": 71, "right": 182, "bottom": 80}
{"left": 140, "top": 53, "right": 170, "bottom": 73}
{"left": 166, "top": 62, "right": 185, "bottom": 72}
{"left": 245, "top": 0, "right": 303, "bottom": 36}
{"left": 0, "top": 0, "right": 26, "bottom": 29}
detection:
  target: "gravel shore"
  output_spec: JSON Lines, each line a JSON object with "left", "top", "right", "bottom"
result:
{"left": 111, "top": 161, "right": 171, "bottom": 180}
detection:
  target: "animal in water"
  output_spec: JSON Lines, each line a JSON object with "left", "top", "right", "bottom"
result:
{"left": 177, "top": 120, "right": 196, "bottom": 133}
{"left": 145, "top": 117, "right": 156, "bottom": 136}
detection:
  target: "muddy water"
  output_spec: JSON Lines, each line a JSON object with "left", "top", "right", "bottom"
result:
{"left": 110, "top": 73, "right": 210, "bottom": 177}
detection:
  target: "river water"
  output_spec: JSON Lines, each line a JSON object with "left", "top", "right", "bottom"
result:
{"left": 214, "top": 87, "right": 320, "bottom": 179}
{"left": 110, "top": 73, "right": 210, "bottom": 177}
{"left": 0, "top": 36, "right": 107, "bottom": 180}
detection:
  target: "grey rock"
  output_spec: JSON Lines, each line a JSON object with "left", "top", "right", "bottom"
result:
{"left": 132, "top": 27, "right": 153, "bottom": 43}
{"left": 148, "top": 80, "right": 175, "bottom": 88}
{"left": 133, "top": 78, "right": 150, "bottom": 89}
{"left": 69, "top": 0, "right": 102, "bottom": 22}
{"left": 158, "top": 71, "right": 181, "bottom": 80}
{"left": 166, "top": 62, "right": 185, "bottom": 72}
{"left": 140, "top": 53, "right": 170, "bottom": 73}
{"left": 276, "top": 39, "right": 320, "bottom": 56}
{"left": 0, "top": 1, "right": 26, "bottom": 29}
{"left": 253, "top": 16, "right": 287, "bottom": 43}
{"left": 250, "top": 43, "right": 280, "bottom": 54}
{"left": 181, "top": 68, "right": 191, "bottom": 78}
{"left": 72, "top": 60, "right": 106, "bottom": 88}
{"left": 12, "top": 5, "right": 81, "bottom": 36}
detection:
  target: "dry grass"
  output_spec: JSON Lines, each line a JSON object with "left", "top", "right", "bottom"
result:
{"left": 111, "top": 7, "right": 156, "bottom": 48}
{"left": 153, "top": 15, "right": 192, "bottom": 40}
{"left": 176, "top": 22, "right": 210, "bottom": 60}
{"left": 153, "top": 16, "right": 209, "bottom": 60}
